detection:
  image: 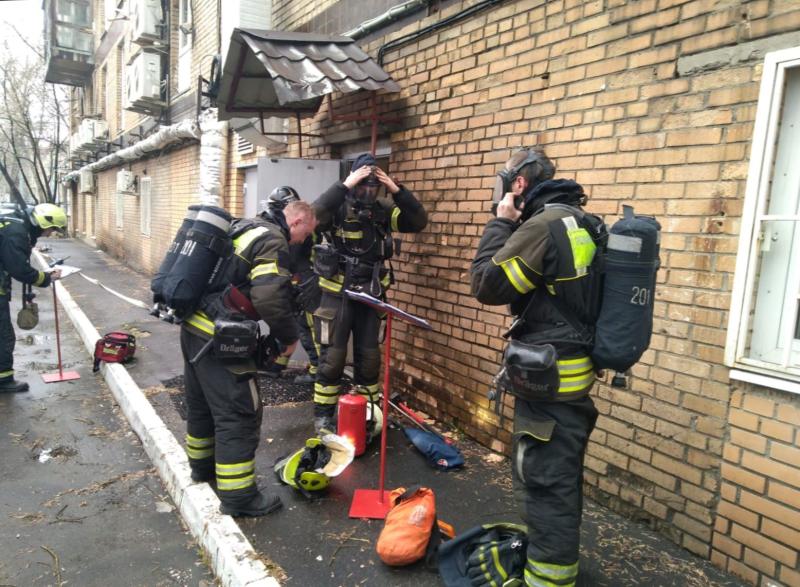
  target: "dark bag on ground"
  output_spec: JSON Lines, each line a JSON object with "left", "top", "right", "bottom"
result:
{"left": 438, "top": 522, "right": 527, "bottom": 587}
{"left": 591, "top": 205, "right": 660, "bottom": 372}
{"left": 93, "top": 331, "right": 136, "bottom": 372}
{"left": 403, "top": 428, "right": 465, "bottom": 470}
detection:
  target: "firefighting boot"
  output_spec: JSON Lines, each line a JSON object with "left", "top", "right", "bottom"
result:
{"left": 293, "top": 370, "right": 315, "bottom": 385}
{"left": 0, "top": 377, "right": 29, "bottom": 393}
{"left": 219, "top": 488, "right": 282, "bottom": 518}
{"left": 313, "top": 404, "right": 336, "bottom": 436}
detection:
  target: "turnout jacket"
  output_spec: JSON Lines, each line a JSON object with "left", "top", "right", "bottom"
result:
{"left": 0, "top": 214, "right": 51, "bottom": 296}
{"left": 312, "top": 181, "right": 427, "bottom": 293}
{"left": 471, "top": 198, "right": 600, "bottom": 400}
{"left": 184, "top": 214, "right": 298, "bottom": 345}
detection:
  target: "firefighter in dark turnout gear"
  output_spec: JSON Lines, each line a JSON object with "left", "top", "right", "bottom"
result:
{"left": 311, "top": 154, "right": 427, "bottom": 434}
{"left": 0, "top": 203, "right": 66, "bottom": 393}
{"left": 180, "top": 201, "right": 317, "bottom": 517}
{"left": 259, "top": 186, "right": 320, "bottom": 384}
{"left": 471, "top": 149, "right": 600, "bottom": 587}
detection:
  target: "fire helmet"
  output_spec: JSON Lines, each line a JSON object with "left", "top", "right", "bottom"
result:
{"left": 266, "top": 186, "right": 300, "bottom": 212}
{"left": 30, "top": 203, "right": 67, "bottom": 230}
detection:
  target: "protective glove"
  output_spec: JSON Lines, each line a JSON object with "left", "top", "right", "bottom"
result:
{"left": 296, "top": 275, "right": 322, "bottom": 313}
{"left": 466, "top": 535, "right": 526, "bottom": 587}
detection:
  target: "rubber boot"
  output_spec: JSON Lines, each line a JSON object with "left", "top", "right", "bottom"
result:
{"left": 0, "top": 378, "right": 29, "bottom": 394}
{"left": 293, "top": 371, "right": 315, "bottom": 385}
{"left": 313, "top": 404, "right": 336, "bottom": 436}
{"left": 219, "top": 489, "right": 282, "bottom": 517}
{"left": 190, "top": 459, "right": 215, "bottom": 483}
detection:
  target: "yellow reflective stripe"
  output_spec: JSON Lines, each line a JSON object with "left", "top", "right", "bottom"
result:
{"left": 561, "top": 217, "right": 595, "bottom": 277}
{"left": 524, "top": 569, "right": 573, "bottom": 587}
{"left": 314, "top": 382, "right": 340, "bottom": 404}
{"left": 497, "top": 257, "right": 536, "bottom": 294}
{"left": 308, "top": 365, "right": 318, "bottom": 375}
{"left": 391, "top": 207, "right": 401, "bottom": 232}
{"left": 186, "top": 311, "right": 215, "bottom": 335}
{"left": 336, "top": 228, "right": 363, "bottom": 239}
{"left": 186, "top": 434, "right": 214, "bottom": 447}
{"left": 249, "top": 261, "right": 279, "bottom": 280}
{"left": 319, "top": 276, "right": 343, "bottom": 292}
{"left": 216, "top": 460, "right": 255, "bottom": 475}
{"left": 217, "top": 474, "right": 255, "bottom": 491}
{"left": 380, "top": 272, "right": 391, "bottom": 287}
{"left": 0, "top": 370, "right": 14, "bottom": 378}
{"left": 559, "top": 373, "right": 595, "bottom": 393}
{"left": 557, "top": 357, "right": 592, "bottom": 375}
{"left": 232, "top": 226, "right": 269, "bottom": 256}
{"left": 491, "top": 545, "right": 508, "bottom": 581}
{"left": 34, "top": 271, "right": 46, "bottom": 286}
{"left": 275, "top": 355, "right": 289, "bottom": 366}
{"left": 186, "top": 446, "right": 214, "bottom": 459}
{"left": 306, "top": 311, "right": 321, "bottom": 359}
{"left": 527, "top": 559, "right": 579, "bottom": 580}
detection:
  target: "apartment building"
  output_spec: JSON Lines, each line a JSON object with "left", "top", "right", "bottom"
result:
{"left": 45, "top": 1, "right": 800, "bottom": 585}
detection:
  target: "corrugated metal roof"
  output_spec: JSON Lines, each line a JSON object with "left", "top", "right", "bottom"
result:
{"left": 217, "top": 29, "right": 401, "bottom": 121}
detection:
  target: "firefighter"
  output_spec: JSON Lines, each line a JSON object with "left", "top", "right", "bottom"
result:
{"left": 470, "top": 149, "right": 600, "bottom": 587}
{"left": 259, "top": 186, "right": 320, "bottom": 385}
{"left": 0, "top": 203, "right": 66, "bottom": 393}
{"left": 311, "top": 154, "right": 427, "bottom": 434}
{"left": 181, "top": 200, "right": 317, "bottom": 517}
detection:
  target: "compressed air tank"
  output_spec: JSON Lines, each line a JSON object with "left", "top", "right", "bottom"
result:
{"left": 591, "top": 206, "right": 660, "bottom": 373}
{"left": 161, "top": 205, "right": 232, "bottom": 318}
{"left": 150, "top": 205, "right": 201, "bottom": 303}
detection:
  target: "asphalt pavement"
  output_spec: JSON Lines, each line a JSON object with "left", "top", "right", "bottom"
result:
{"left": 0, "top": 257, "right": 214, "bottom": 586}
{"left": 25, "top": 235, "right": 750, "bottom": 587}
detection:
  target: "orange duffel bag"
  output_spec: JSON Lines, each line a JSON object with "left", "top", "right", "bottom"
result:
{"left": 377, "top": 486, "right": 454, "bottom": 567}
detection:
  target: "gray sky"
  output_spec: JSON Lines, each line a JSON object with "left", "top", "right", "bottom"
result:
{"left": 0, "top": 0, "right": 45, "bottom": 63}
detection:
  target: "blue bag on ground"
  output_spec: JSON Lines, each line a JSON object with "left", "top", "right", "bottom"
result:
{"left": 403, "top": 428, "right": 464, "bottom": 470}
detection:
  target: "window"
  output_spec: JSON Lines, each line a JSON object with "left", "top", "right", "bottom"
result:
{"left": 139, "top": 176, "right": 151, "bottom": 236}
{"left": 177, "top": 0, "right": 192, "bottom": 92}
{"left": 726, "top": 47, "right": 800, "bottom": 388}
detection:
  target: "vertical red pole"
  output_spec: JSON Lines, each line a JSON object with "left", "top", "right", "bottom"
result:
{"left": 377, "top": 312, "right": 392, "bottom": 501}
{"left": 52, "top": 284, "right": 63, "bottom": 377}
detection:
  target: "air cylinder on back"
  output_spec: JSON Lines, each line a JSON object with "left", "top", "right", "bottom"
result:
{"left": 161, "top": 205, "right": 232, "bottom": 318}
{"left": 150, "top": 205, "right": 201, "bottom": 303}
{"left": 591, "top": 205, "right": 661, "bottom": 374}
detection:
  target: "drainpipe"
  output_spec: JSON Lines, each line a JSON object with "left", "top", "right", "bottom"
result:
{"left": 198, "top": 107, "right": 228, "bottom": 206}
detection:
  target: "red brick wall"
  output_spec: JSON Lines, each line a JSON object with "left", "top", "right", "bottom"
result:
{"left": 271, "top": 0, "right": 800, "bottom": 584}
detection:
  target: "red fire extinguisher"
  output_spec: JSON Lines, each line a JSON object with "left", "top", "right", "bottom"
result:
{"left": 338, "top": 393, "right": 367, "bottom": 456}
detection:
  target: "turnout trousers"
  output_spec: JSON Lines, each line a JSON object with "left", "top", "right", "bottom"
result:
{"left": 313, "top": 292, "right": 381, "bottom": 416}
{"left": 513, "top": 395, "right": 598, "bottom": 587}
{"left": 0, "top": 293, "right": 14, "bottom": 381}
{"left": 180, "top": 328, "right": 263, "bottom": 502}
{"left": 297, "top": 310, "right": 319, "bottom": 374}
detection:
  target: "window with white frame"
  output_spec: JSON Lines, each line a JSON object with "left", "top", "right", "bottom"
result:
{"left": 177, "top": 0, "right": 192, "bottom": 92}
{"left": 115, "top": 190, "right": 124, "bottom": 229}
{"left": 726, "top": 46, "right": 800, "bottom": 388}
{"left": 139, "top": 176, "right": 151, "bottom": 236}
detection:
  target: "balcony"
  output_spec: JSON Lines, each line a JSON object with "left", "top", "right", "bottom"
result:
{"left": 44, "top": 0, "right": 94, "bottom": 86}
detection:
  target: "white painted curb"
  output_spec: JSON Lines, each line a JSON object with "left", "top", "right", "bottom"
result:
{"left": 34, "top": 251, "right": 280, "bottom": 587}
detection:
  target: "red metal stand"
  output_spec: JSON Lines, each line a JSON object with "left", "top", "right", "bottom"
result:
{"left": 42, "top": 284, "right": 80, "bottom": 383}
{"left": 349, "top": 313, "right": 393, "bottom": 519}
{"left": 345, "top": 290, "right": 431, "bottom": 519}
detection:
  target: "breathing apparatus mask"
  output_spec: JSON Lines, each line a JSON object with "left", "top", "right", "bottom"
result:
{"left": 491, "top": 149, "right": 556, "bottom": 218}
{"left": 353, "top": 166, "right": 381, "bottom": 208}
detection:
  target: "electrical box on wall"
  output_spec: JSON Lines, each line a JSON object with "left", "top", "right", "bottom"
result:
{"left": 78, "top": 169, "right": 95, "bottom": 193}
{"left": 116, "top": 170, "right": 137, "bottom": 194}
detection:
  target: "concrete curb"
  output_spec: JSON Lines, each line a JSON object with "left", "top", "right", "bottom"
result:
{"left": 34, "top": 251, "right": 280, "bottom": 587}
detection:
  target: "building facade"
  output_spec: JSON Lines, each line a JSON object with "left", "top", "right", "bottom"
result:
{"left": 47, "top": 1, "right": 800, "bottom": 585}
